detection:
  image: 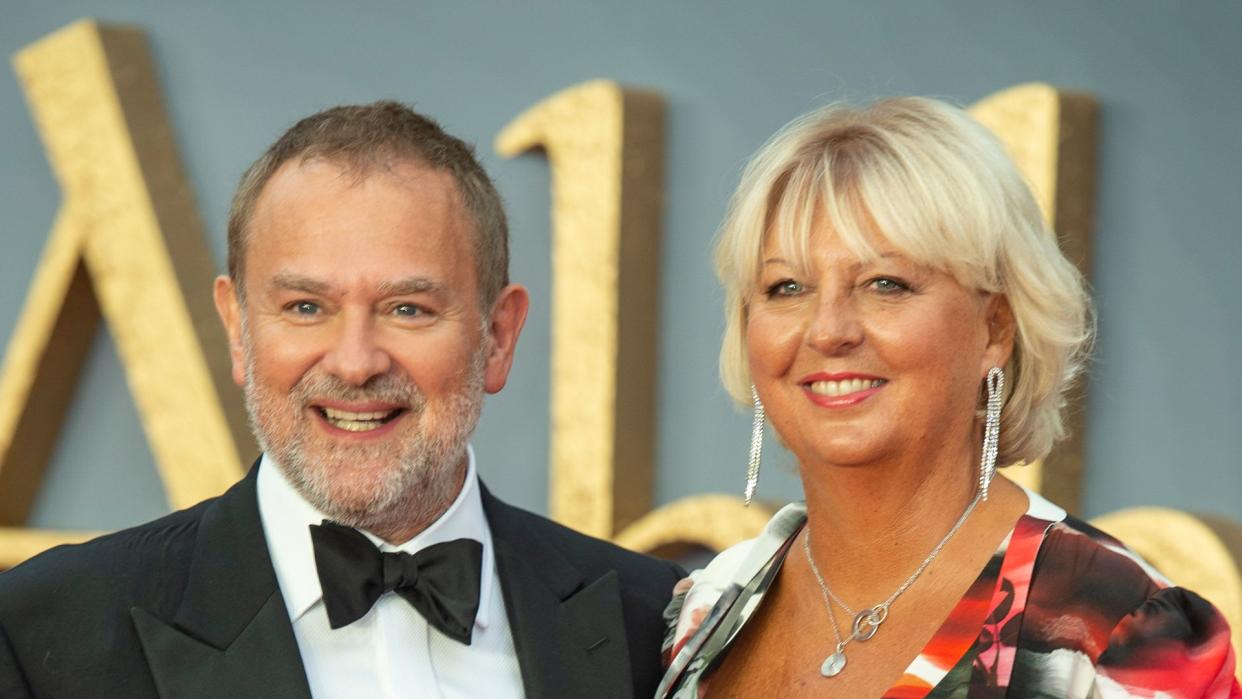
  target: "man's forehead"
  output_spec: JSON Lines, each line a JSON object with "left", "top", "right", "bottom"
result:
{"left": 247, "top": 157, "right": 470, "bottom": 239}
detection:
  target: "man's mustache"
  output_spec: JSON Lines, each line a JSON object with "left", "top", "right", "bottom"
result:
{"left": 289, "top": 371, "right": 427, "bottom": 411}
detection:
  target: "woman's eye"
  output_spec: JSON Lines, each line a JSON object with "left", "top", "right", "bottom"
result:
{"left": 868, "top": 277, "right": 910, "bottom": 294}
{"left": 765, "top": 279, "right": 804, "bottom": 297}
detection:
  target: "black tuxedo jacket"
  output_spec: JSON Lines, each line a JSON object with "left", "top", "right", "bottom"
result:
{"left": 0, "top": 464, "right": 683, "bottom": 698}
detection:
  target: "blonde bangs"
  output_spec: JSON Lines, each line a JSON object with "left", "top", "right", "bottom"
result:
{"left": 753, "top": 154, "right": 889, "bottom": 301}
{"left": 763, "top": 127, "right": 1011, "bottom": 296}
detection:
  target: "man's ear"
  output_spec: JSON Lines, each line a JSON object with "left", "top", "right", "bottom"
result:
{"left": 213, "top": 275, "right": 246, "bottom": 387}
{"left": 482, "top": 284, "right": 530, "bottom": 394}
{"left": 981, "top": 294, "right": 1016, "bottom": 375}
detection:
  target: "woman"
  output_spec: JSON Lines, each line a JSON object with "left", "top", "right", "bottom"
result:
{"left": 659, "top": 98, "right": 1238, "bottom": 697}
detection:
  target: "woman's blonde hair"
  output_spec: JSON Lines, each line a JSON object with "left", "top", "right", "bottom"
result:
{"left": 716, "top": 97, "right": 1092, "bottom": 466}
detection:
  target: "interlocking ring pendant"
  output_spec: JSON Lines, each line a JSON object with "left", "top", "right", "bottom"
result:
{"left": 850, "top": 605, "right": 888, "bottom": 642}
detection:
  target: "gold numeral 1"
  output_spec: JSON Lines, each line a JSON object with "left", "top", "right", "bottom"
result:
{"left": 496, "top": 80, "right": 664, "bottom": 539}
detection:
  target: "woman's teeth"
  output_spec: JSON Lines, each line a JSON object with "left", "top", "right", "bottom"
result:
{"left": 808, "top": 378, "right": 884, "bottom": 397}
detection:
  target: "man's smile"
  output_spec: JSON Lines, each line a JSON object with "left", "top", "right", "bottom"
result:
{"left": 310, "top": 402, "right": 410, "bottom": 435}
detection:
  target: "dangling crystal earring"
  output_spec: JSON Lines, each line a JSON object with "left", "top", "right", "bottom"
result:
{"left": 979, "top": 366, "right": 1004, "bottom": 501}
{"left": 744, "top": 385, "right": 765, "bottom": 506}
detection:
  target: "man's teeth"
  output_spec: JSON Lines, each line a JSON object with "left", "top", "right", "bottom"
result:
{"left": 808, "top": 378, "right": 884, "bottom": 397}
{"left": 322, "top": 407, "right": 398, "bottom": 432}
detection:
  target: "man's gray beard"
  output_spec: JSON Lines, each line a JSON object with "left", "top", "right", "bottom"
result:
{"left": 240, "top": 328, "right": 485, "bottom": 536}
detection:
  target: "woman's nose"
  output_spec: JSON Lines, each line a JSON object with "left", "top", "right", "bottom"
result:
{"left": 805, "top": 291, "right": 863, "bottom": 356}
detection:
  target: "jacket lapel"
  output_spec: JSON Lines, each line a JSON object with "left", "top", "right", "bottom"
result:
{"left": 132, "top": 463, "right": 311, "bottom": 699}
{"left": 483, "top": 487, "right": 634, "bottom": 699}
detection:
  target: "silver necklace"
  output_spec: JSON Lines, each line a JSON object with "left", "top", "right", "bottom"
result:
{"left": 801, "top": 489, "right": 982, "bottom": 678}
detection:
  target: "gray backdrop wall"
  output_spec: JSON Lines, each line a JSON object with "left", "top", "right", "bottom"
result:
{"left": 2, "top": 1, "right": 1239, "bottom": 532}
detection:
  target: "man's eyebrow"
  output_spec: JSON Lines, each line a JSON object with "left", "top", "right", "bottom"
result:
{"left": 270, "top": 272, "right": 332, "bottom": 295}
{"left": 376, "top": 277, "right": 446, "bottom": 296}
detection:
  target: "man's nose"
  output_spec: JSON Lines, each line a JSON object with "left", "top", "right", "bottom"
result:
{"left": 805, "top": 290, "right": 864, "bottom": 356}
{"left": 320, "top": 313, "right": 392, "bottom": 385}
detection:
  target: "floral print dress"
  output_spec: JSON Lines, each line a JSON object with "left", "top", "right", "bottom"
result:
{"left": 658, "top": 490, "right": 1240, "bottom": 698}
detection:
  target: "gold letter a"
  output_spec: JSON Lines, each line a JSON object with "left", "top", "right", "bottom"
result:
{"left": 0, "top": 20, "right": 253, "bottom": 567}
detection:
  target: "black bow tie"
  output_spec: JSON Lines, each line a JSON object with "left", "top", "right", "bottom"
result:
{"left": 309, "top": 521, "right": 483, "bottom": 644}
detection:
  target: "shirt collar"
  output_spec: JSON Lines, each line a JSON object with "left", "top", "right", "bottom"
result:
{"left": 256, "top": 445, "right": 496, "bottom": 629}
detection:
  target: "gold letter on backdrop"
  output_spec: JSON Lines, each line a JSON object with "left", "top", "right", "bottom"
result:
{"left": 496, "top": 81, "right": 664, "bottom": 539}
{"left": 0, "top": 20, "right": 253, "bottom": 567}
{"left": 496, "top": 81, "right": 776, "bottom": 554}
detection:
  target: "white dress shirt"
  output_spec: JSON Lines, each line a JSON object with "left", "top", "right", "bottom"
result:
{"left": 256, "top": 446, "right": 525, "bottom": 699}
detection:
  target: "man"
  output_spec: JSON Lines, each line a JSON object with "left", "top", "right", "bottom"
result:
{"left": 0, "top": 102, "right": 682, "bottom": 698}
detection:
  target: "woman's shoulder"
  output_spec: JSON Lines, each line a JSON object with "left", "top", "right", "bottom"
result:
{"left": 660, "top": 502, "right": 806, "bottom": 675}
{"left": 1012, "top": 497, "right": 1239, "bottom": 696}
{"left": 694, "top": 502, "right": 807, "bottom": 581}
{"left": 1027, "top": 512, "right": 1166, "bottom": 614}
{"left": 1016, "top": 488, "right": 1168, "bottom": 610}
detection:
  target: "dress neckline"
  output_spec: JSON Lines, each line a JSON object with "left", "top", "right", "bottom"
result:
{"left": 880, "top": 493, "right": 1061, "bottom": 695}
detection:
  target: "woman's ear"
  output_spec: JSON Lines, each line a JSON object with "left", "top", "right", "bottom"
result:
{"left": 982, "top": 294, "right": 1016, "bottom": 373}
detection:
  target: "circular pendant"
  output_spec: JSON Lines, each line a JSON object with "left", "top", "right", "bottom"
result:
{"left": 820, "top": 651, "right": 846, "bottom": 677}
